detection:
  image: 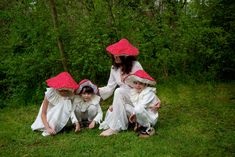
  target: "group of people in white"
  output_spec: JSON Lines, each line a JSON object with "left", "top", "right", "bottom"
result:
{"left": 31, "top": 39, "right": 161, "bottom": 138}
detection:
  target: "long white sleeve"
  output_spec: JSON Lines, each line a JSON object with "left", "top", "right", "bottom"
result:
{"left": 70, "top": 111, "right": 78, "bottom": 124}
{"left": 137, "top": 92, "right": 156, "bottom": 109}
{"left": 70, "top": 96, "right": 81, "bottom": 124}
{"left": 99, "top": 61, "right": 143, "bottom": 100}
{"left": 99, "top": 66, "right": 117, "bottom": 100}
{"left": 131, "top": 87, "right": 160, "bottom": 114}
{"left": 93, "top": 104, "right": 103, "bottom": 124}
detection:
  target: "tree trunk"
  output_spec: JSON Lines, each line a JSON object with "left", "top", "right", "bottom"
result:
{"left": 49, "top": 0, "right": 68, "bottom": 71}
{"left": 106, "top": 0, "right": 119, "bottom": 40}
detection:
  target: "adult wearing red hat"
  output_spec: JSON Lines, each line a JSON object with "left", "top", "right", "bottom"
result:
{"left": 99, "top": 38, "right": 143, "bottom": 136}
{"left": 31, "top": 72, "right": 79, "bottom": 136}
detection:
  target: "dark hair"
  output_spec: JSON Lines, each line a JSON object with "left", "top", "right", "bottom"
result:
{"left": 111, "top": 55, "right": 137, "bottom": 74}
{"left": 80, "top": 86, "right": 94, "bottom": 94}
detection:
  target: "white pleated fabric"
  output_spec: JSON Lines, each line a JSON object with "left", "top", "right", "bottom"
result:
{"left": 99, "top": 61, "right": 143, "bottom": 131}
{"left": 31, "top": 88, "right": 74, "bottom": 136}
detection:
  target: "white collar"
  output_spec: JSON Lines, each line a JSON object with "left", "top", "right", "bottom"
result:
{"left": 74, "top": 95, "right": 100, "bottom": 105}
{"left": 131, "top": 87, "right": 156, "bottom": 96}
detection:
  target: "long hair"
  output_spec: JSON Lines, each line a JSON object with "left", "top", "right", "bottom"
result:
{"left": 111, "top": 55, "right": 137, "bottom": 74}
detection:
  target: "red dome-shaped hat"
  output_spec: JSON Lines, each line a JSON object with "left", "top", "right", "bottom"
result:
{"left": 124, "top": 70, "right": 156, "bottom": 87}
{"left": 106, "top": 38, "right": 139, "bottom": 56}
{"left": 76, "top": 79, "right": 98, "bottom": 94}
{"left": 46, "top": 72, "right": 79, "bottom": 90}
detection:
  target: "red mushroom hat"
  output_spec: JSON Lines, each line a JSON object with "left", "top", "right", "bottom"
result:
{"left": 76, "top": 79, "right": 98, "bottom": 94}
{"left": 124, "top": 70, "right": 156, "bottom": 87}
{"left": 46, "top": 72, "right": 79, "bottom": 90}
{"left": 106, "top": 38, "right": 139, "bottom": 56}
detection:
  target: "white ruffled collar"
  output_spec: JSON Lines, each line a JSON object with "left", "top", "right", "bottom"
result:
{"left": 74, "top": 94, "right": 100, "bottom": 105}
{"left": 130, "top": 87, "right": 156, "bottom": 103}
{"left": 131, "top": 87, "right": 156, "bottom": 95}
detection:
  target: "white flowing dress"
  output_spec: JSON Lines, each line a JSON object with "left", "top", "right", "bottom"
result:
{"left": 31, "top": 88, "right": 74, "bottom": 136}
{"left": 99, "top": 61, "right": 143, "bottom": 131}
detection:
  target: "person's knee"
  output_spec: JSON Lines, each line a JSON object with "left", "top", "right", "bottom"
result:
{"left": 134, "top": 106, "right": 145, "bottom": 115}
{"left": 87, "top": 105, "right": 97, "bottom": 116}
{"left": 114, "top": 88, "right": 125, "bottom": 96}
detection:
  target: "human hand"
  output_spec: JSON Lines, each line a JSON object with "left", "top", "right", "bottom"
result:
{"left": 109, "top": 106, "right": 113, "bottom": 112}
{"left": 97, "top": 89, "right": 104, "bottom": 102}
{"left": 88, "top": 121, "right": 95, "bottom": 129}
{"left": 75, "top": 123, "right": 81, "bottom": 132}
{"left": 129, "top": 114, "right": 136, "bottom": 123}
{"left": 46, "top": 127, "right": 56, "bottom": 135}
{"left": 150, "top": 101, "right": 161, "bottom": 112}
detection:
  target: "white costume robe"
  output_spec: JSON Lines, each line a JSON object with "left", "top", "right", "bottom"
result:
{"left": 130, "top": 87, "right": 160, "bottom": 128}
{"left": 31, "top": 88, "right": 74, "bottom": 136}
{"left": 99, "top": 61, "right": 143, "bottom": 131}
{"left": 71, "top": 95, "right": 103, "bottom": 124}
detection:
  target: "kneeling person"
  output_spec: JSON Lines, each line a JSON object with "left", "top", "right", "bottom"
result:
{"left": 71, "top": 79, "right": 103, "bottom": 132}
{"left": 124, "top": 70, "right": 161, "bottom": 137}
{"left": 31, "top": 72, "right": 79, "bottom": 136}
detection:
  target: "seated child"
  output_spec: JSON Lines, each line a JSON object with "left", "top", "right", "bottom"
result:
{"left": 31, "top": 72, "right": 79, "bottom": 136}
{"left": 71, "top": 79, "right": 103, "bottom": 132}
{"left": 124, "top": 70, "right": 160, "bottom": 137}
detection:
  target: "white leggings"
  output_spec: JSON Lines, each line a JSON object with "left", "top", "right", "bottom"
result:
{"left": 99, "top": 88, "right": 132, "bottom": 131}
{"left": 99, "top": 87, "right": 158, "bottom": 131}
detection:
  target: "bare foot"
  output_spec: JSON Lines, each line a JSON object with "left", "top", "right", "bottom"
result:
{"left": 88, "top": 121, "right": 95, "bottom": 129}
{"left": 100, "top": 128, "right": 118, "bottom": 136}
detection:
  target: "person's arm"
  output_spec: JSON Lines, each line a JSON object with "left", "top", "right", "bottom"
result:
{"left": 89, "top": 104, "right": 103, "bottom": 129}
{"left": 98, "top": 67, "right": 117, "bottom": 100}
{"left": 41, "top": 96, "right": 56, "bottom": 135}
{"left": 70, "top": 111, "right": 78, "bottom": 124}
{"left": 70, "top": 97, "right": 79, "bottom": 124}
{"left": 93, "top": 104, "right": 103, "bottom": 124}
{"left": 135, "top": 92, "right": 156, "bottom": 110}
{"left": 129, "top": 91, "right": 155, "bottom": 122}
{"left": 71, "top": 111, "right": 81, "bottom": 132}
{"left": 71, "top": 96, "right": 81, "bottom": 132}
{"left": 141, "top": 92, "right": 160, "bottom": 112}
{"left": 149, "top": 97, "right": 161, "bottom": 112}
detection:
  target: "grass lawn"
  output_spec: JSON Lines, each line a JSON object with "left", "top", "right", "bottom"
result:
{"left": 0, "top": 81, "right": 234, "bottom": 157}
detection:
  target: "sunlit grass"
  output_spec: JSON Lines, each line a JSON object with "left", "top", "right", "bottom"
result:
{"left": 0, "top": 81, "right": 234, "bottom": 157}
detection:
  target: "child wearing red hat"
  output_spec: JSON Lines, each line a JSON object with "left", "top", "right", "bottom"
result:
{"left": 70, "top": 79, "right": 103, "bottom": 132}
{"left": 124, "top": 70, "right": 161, "bottom": 137}
{"left": 99, "top": 39, "right": 144, "bottom": 136}
{"left": 31, "top": 72, "right": 79, "bottom": 136}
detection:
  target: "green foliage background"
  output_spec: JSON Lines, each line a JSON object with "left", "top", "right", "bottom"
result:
{"left": 0, "top": 0, "right": 234, "bottom": 107}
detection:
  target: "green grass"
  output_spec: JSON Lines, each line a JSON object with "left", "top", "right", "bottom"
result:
{"left": 0, "top": 81, "right": 234, "bottom": 157}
